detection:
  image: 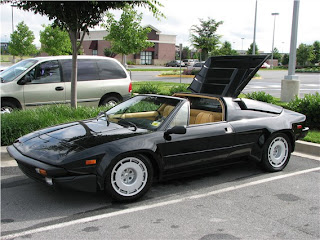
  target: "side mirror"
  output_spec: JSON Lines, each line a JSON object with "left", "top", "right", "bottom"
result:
{"left": 164, "top": 126, "right": 186, "bottom": 140}
{"left": 18, "top": 75, "right": 31, "bottom": 85}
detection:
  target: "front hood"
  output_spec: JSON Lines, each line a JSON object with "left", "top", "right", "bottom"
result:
{"left": 14, "top": 119, "right": 149, "bottom": 163}
{"left": 188, "top": 55, "right": 269, "bottom": 97}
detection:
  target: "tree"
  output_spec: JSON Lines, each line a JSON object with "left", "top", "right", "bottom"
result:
{"left": 311, "top": 41, "right": 320, "bottom": 64}
{"left": 272, "top": 47, "right": 282, "bottom": 60}
{"left": 8, "top": 21, "right": 37, "bottom": 59}
{"left": 10, "top": 1, "right": 162, "bottom": 108}
{"left": 246, "top": 43, "right": 259, "bottom": 55}
{"left": 104, "top": 4, "right": 153, "bottom": 66}
{"left": 215, "top": 41, "right": 238, "bottom": 56}
{"left": 190, "top": 18, "right": 223, "bottom": 61}
{"left": 181, "top": 46, "right": 191, "bottom": 59}
{"left": 281, "top": 53, "right": 289, "bottom": 65}
{"left": 40, "top": 24, "right": 72, "bottom": 55}
{"left": 296, "top": 43, "right": 314, "bottom": 66}
{"left": 103, "top": 48, "right": 116, "bottom": 58}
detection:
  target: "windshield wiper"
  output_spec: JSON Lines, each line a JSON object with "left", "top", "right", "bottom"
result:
{"left": 96, "top": 111, "right": 110, "bottom": 126}
{"left": 115, "top": 118, "right": 137, "bottom": 131}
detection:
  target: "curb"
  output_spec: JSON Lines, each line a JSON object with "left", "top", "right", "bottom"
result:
{"left": 1, "top": 141, "right": 319, "bottom": 165}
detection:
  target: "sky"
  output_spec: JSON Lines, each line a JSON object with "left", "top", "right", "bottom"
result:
{"left": 0, "top": 0, "right": 319, "bottom": 53}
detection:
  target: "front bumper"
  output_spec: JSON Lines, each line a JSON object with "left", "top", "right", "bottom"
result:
{"left": 7, "top": 145, "right": 97, "bottom": 193}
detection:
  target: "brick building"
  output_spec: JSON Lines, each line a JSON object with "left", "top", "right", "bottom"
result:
{"left": 81, "top": 25, "right": 176, "bottom": 65}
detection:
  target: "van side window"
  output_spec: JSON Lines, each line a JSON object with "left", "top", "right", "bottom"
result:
{"left": 60, "top": 59, "right": 99, "bottom": 82}
{"left": 29, "top": 60, "right": 61, "bottom": 84}
{"left": 96, "top": 59, "right": 127, "bottom": 79}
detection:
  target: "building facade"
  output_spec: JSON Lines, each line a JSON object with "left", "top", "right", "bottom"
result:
{"left": 80, "top": 25, "right": 176, "bottom": 65}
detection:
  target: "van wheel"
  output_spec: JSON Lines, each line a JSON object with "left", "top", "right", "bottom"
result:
{"left": 100, "top": 96, "right": 120, "bottom": 107}
{"left": 1, "top": 101, "right": 17, "bottom": 114}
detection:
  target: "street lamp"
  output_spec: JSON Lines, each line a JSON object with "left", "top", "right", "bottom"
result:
{"left": 241, "top": 38, "right": 244, "bottom": 53}
{"left": 11, "top": 4, "right": 17, "bottom": 63}
{"left": 252, "top": 0, "right": 258, "bottom": 55}
{"left": 271, "top": 12, "right": 279, "bottom": 69}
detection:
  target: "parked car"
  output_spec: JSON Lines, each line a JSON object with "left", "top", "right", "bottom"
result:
{"left": 7, "top": 55, "right": 308, "bottom": 202}
{"left": 165, "top": 60, "right": 185, "bottom": 67}
{"left": 187, "top": 61, "right": 205, "bottom": 71}
{"left": 261, "top": 62, "right": 271, "bottom": 68}
{"left": 183, "top": 59, "right": 199, "bottom": 66}
{"left": 0, "top": 56, "right": 132, "bottom": 113}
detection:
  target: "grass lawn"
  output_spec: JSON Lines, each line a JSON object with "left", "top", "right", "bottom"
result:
{"left": 303, "top": 130, "right": 320, "bottom": 144}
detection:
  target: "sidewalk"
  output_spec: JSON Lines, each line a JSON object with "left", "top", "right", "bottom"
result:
{"left": 1, "top": 141, "right": 319, "bottom": 167}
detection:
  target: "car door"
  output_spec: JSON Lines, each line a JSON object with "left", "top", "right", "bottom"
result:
{"left": 23, "top": 60, "right": 66, "bottom": 107}
{"left": 159, "top": 101, "right": 235, "bottom": 172}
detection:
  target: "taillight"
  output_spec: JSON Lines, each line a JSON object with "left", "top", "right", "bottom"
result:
{"left": 297, "top": 125, "right": 303, "bottom": 130}
{"left": 129, "top": 82, "right": 132, "bottom": 93}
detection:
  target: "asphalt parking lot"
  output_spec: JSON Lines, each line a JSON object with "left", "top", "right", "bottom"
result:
{"left": 1, "top": 154, "right": 319, "bottom": 240}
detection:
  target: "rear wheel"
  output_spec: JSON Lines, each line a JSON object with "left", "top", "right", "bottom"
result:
{"left": 100, "top": 96, "right": 120, "bottom": 107}
{"left": 105, "top": 155, "right": 153, "bottom": 202}
{"left": 261, "top": 133, "right": 291, "bottom": 172}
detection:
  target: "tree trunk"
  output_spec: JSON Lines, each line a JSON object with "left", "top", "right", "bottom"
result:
{"left": 69, "top": 30, "right": 78, "bottom": 109}
{"left": 122, "top": 54, "right": 127, "bottom": 69}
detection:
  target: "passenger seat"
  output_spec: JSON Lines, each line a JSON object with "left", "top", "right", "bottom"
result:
{"left": 194, "top": 112, "right": 215, "bottom": 124}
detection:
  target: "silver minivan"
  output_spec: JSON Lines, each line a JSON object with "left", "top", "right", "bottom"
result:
{"left": 0, "top": 56, "right": 132, "bottom": 112}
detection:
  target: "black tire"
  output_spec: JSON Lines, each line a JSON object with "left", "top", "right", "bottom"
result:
{"left": 100, "top": 96, "right": 120, "bottom": 107}
{"left": 1, "top": 101, "right": 17, "bottom": 113}
{"left": 260, "top": 133, "right": 292, "bottom": 172}
{"left": 105, "top": 155, "right": 154, "bottom": 202}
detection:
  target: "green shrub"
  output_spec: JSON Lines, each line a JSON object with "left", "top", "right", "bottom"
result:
{"left": 169, "top": 85, "right": 190, "bottom": 95}
{"left": 245, "top": 91, "right": 276, "bottom": 104}
{"left": 191, "top": 69, "right": 200, "bottom": 75}
{"left": 287, "top": 92, "right": 320, "bottom": 129}
{"left": 136, "top": 84, "right": 160, "bottom": 94}
{"left": 127, "top": 60, "right": 136, "bottom": 65}
{"left": 1, "top": 105, "right": 110, "bottom": 146}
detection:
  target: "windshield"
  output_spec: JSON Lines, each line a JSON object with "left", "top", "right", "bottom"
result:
{"left": 0, "top": 59, "right": 38, "bottom": 83}
{"left": 105, "top": 95, "right": 182, "bottom": 131}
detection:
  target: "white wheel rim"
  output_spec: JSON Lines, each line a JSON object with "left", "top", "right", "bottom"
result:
{"left": 105, "top": 100, "right": 117, "bottom": 107}
{"left": 1, "top": 106, "right": 13, "bottom": 114}
{"left": 268, "top": 136, "right": 288, "bottom": 167}
{"left": 111, "top": 157, "right": 148, "bottom": 197}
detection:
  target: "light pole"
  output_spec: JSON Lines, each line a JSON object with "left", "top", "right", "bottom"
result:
{"left": 252, "top": 0, "right": 258, "bottom": 55}
{"left": 11, "top": 4, "right": 17, "bottom": 63}
{"left": 281, "top": 0, "right": 300, "bottom": 102}
{"left": 241, "top": 38, "right": 244, "bottom": 53}
{"left": 271, "top": 12, "right": 279, "bottom": 69}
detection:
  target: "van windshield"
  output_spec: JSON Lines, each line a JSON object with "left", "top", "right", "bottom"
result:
{"left": 0, "top": 59, "right": 38, "bottom": 83}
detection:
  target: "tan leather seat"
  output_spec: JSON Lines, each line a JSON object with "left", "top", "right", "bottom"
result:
{"left": 163, "top": 105, "right": 175, "bottom": 117}
{"left": 194, "top": 112, "right": 215, "bottom": 124}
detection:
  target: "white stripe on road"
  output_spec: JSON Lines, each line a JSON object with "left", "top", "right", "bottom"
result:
{"left": 2, "top": 166, "right": 320, "bottom": 240}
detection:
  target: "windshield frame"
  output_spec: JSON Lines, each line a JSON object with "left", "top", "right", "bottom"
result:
{"left": 105, "top": 94, "right": 186, "bottom": 131}
{"left": 0, "top": 59, "right": 38, "bottom": 83}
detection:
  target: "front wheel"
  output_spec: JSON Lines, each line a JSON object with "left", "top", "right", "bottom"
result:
{"left": 105, "top": 155, "right": 153, "bottom": 202}
{"left": 261, "top": 133, "right": 292, "bottom": 172}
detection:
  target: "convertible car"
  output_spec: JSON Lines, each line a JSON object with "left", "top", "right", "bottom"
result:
{"left": 7, "top": 55, "right": 309, "bottom": 202}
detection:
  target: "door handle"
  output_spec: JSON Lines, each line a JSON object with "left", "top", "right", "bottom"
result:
{"left": 55, "top": 86, "right": 64, "bottom": 91}
{"left": 225, "top": 127, "right": 233, "bottom": 133}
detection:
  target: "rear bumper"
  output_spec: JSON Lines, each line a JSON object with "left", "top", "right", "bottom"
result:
{"left": 7, "top": 145, "right": 97, "bottom": 192}
{"left": 295, "top": 127, "right": 309, "bottom": 140}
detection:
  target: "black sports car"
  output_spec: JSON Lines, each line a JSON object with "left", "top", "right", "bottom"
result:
{"left": 7, "top": 55, "right": 309, "bottom": 202}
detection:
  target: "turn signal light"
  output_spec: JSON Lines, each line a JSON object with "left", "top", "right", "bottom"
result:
{"left": 85, "top": 159, "right": 97, "bottom": 165}
{"left": 35, "top": 168, "right": 47, "bottom": 176}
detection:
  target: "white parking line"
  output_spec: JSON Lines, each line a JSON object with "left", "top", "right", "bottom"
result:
{"left": 2, "top": 166, "right": 320, "bottom": 240}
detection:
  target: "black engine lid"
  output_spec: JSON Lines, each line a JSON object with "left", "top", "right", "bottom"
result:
{"left": 188, "top": 55, "right": 269, "bottom": 97}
